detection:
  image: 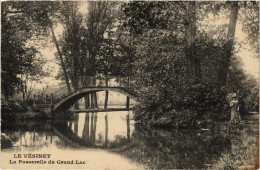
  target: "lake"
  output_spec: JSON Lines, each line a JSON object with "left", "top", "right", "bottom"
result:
{"left": 1, "top": 110, "right": 258, "bottom": 169}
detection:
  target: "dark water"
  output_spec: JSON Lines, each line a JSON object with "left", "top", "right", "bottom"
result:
{"left": 1, "top": 110, "right": 235, "bottom": 169}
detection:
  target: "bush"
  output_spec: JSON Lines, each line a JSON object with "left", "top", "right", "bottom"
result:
{"left": 31, "top": 106, "right": 40, "bottom": 112}
{"left": 26, "top": 98, "right": 34, "bottom": 106}
{"left": 134, "top": 82, "right": 230, "bottom": 129}
{"left": 1, "top": 134, "right": 12, "bottom": 149}
{"left": 1, "top": 101, "right": 27, "bottom": 113}
{"left": 1, "top": 104, "right": 12, "bottom": 113}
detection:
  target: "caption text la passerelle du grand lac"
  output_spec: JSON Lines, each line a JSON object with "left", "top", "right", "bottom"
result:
{"left": 9, "top": 153, "right": 86, "bottom": 164}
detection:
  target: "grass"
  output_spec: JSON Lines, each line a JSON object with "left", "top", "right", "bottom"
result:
{"left": 1, "top": 107, "right": 48, "bottom": 120}
{"left": 111, "top": 113, "right": 259, "bottom": 169}
{"left": 212, "top": 114, "right": 259, "bottom": 170}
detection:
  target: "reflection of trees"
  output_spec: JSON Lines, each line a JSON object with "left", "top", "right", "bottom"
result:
{"left": 62, "top": 113, "right": 98, "bottom": 147}
{"left": 89, "top": 113, "right": 97, "bottom": 145}
{"left": 74, "top": 114, "right": 79, "bottom": 136}
{"left": 126, "top": 114, "right": 130, "bottom": 142}
{"left": 97, "top": 133, "right": 104, "bottom": 146}
{"left": 3, "top": 129, "right": 54, "bottom": 149}
{"left": 2, "top": 120, "right": 55, "bottom": 149}
{"left": 4, "top": 131, "right": 20, "bottom": 143}
{"left": 105, "top": 115, "right": 108, "bottom": 145}
{"left": 55, "top": 113, "right": 131, "bottom": 148}
{"left": 108, "top": 135, "right": 129, "bottom": 148}
{"left": 93, "top": 114, "right": 97, "bottom": 143}
{"left": 90, "top": 113, "right": 94, "bottom": 142}
{"left": 118, "top": 126, "right": 231, "bottom": 169}
{"left": 102, "top": 114, "right": 131, "bottom": 148}
{"left": 82, "top": 114, "right": 90, "bottom": 142}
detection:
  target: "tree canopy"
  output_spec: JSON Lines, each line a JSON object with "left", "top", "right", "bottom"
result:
{"left": 1, "top": 1, "right": 258, "bottom": 126}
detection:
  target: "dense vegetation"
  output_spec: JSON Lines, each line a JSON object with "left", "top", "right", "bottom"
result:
{"left": 123, "top": 1, "right": 259, "bottom": 128}
{"left": 1, "top": 1, "right": 259, "bottom": 127}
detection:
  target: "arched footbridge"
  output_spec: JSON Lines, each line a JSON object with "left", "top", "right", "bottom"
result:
{"left": 53, "top": 87, "right": 139, "bottom": 113}
{"left": 34, "top": 76, "right": 140, "bottom": 118}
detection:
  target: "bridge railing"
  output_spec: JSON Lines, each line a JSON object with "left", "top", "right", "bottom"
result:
{"left": 78, "top": 76, "right": 136, "bottom": 89}
{"left": 33, "top": 94, "right": 55, "bottom": 105}
{"left": 33, "top": 76, "right": 138, "bottom": 106}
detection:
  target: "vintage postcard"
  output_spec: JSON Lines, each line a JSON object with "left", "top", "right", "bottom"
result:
{"left": 1, "top": 1, "right": 259, "bottom": 169}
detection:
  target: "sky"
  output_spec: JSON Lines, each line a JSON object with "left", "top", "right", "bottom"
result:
{"left": 33, "top": 2, "right": 259, "bottom": 90}
{"left": 233, "top": 21, "right": 258, "bottom": 79}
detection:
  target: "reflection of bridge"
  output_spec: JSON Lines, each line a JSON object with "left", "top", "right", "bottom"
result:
{"left": 53, "top": 113, "right": 131, "bottom": 148}
{"left": 34, "top": 76, "right": 139, "bottom": 118}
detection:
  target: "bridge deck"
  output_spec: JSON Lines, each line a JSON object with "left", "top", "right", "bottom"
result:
{"left": 68, "top": 108, "right": 133, "bottom": 113}
{"left": 53, "top": 87, "right": 138, "bottom": 114}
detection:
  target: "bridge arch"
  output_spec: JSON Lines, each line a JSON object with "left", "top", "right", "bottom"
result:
{"left": 52, "top": 87, "right": 139, "bottom": 114}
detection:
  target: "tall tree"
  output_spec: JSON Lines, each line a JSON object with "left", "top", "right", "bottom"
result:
{"left": 20, "top": 53, "right": 50, "bottom": 102}
{"left": 60, "top": 2, "right": 83, "bottom": 90}
{"left": 59, "top": 2, "right": 84, "bottom": 109}
{"left": 239, "top": 1, "right": 259, "bottom": 54}
{"left": 83, "top": 2, "right": 119, "bottom": 108}
{"left": 220, "top": 1, "right": 239, "bottom": 86}
{"left": 17, "top": 1, "right": 73, "bottom": 93}
{"left": 1, "top": 2, "right": 39, "bottom": 100}
{"left": 186, "top": 2, "right": 201, "bottom": 79}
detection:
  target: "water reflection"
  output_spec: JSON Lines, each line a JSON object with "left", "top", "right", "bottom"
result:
{"left": 55, "top": 111, "right": 133, "bottom": 148}
{"left": 1, "top": 121, "right": 62, "bottom": 151}
{"left": 1, "top": 110, "right": 233, "bottom": 169}
{"left": 127, "top": 126, "right": 231, "bottom": 169}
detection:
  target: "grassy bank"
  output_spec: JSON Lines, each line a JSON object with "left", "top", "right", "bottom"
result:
{"left": 212, "top": 114, "right": 259, "bottom": 169}
{"left": 1, "top": 107, "right": 48, "bottom": 120}
{"left": 111, "top": 113, "right": 259, "bottom": 169}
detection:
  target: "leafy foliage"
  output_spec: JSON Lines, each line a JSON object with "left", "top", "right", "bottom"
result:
{"left": 1, "top": 2, "right": 41, "bottom": 100}
{"left": 227, "top": 56, "right": 259, "bottom": 115}
{"left": 123, "top": 1, "right": 258, "bottom": 127}
{"left": 2, "top": 1, "right": 258, "bottom": 128}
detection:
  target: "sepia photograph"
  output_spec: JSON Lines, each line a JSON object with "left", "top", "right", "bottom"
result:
{"left": 1, "top": 1, "right": 259, "bottom": 169}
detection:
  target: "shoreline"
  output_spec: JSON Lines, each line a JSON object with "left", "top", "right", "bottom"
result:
{"left": 1, "top": 107, "right": 49, "bottom": 120}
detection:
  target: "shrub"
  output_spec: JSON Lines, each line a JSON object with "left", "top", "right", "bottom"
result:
{"left": 134, "top": 81, "right": 230, "bottom": 129}
{"left": 1, "top": 101, "right": 27, "bottom": 113}
{"left": 26, "top": 98, "right": 34, "bottom": 106}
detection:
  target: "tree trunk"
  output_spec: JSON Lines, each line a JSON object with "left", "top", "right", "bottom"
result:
{"left": 94, "top": 92, "right": 98, "bottom": 108}
{"left": 50, "top": 24, "right": 71, "bottom": 93}
{"left": 90, "top": 93, "right": 94, "bottom": 108}
{"left": 220, "top": 2, "right": 239, "bottom": 86}
{"left": 104, "top": 91, "right": 109, "bottom": 109}
{"left": 126, "top": 96, "right": 130, "bottom": 109}
{"left": 74, "top": 101, "right": 79, "bottom": 110}
{"left": 104, "top": 74, "right": 109, "bottom": 109}
{"left": 84, "top": 94, "right": 90, "bottom": 109}
{"left": 20, "top": 74, "right": 25, "bottom": 102}
{"left": 186, "top": 2, "right": 200, "bottom": 79}
{"left": 24, "top": 79, "right": 28, "bottom": 101}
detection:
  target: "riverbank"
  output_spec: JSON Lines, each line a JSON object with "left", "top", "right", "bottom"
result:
{"left": 1, "top": 107, "right": 48, "bottom": 120}
{"left": 213, "top": 113, "right": 259, "bottom": 170}
{"left": 110, "top": 113, "right": 259, "bottom": 169}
